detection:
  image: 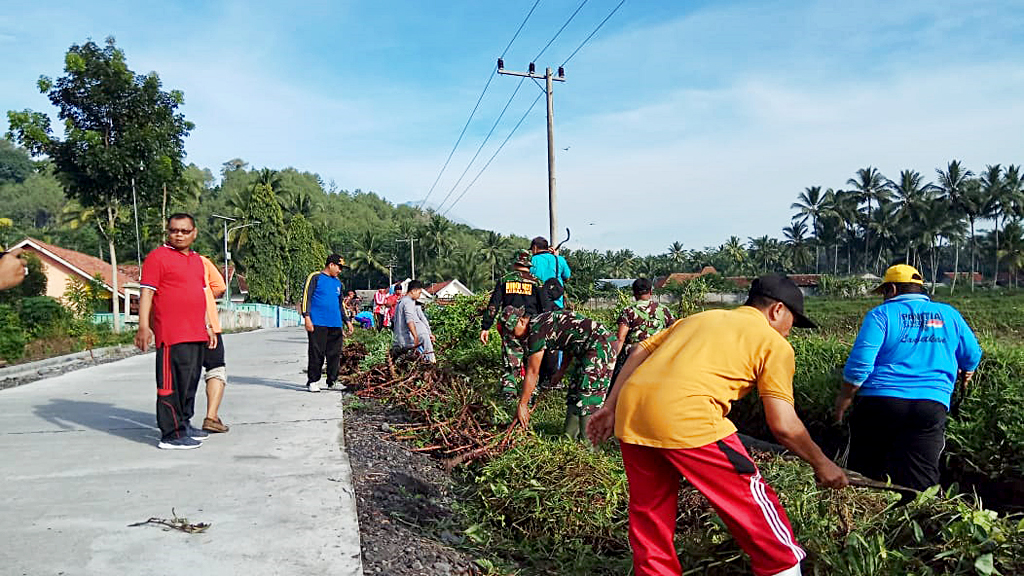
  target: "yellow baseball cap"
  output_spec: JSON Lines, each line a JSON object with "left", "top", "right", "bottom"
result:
{"left": 875, "top": 264, "right": 924, "bottom": 292}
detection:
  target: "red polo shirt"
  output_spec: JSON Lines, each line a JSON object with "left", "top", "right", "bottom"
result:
{"left": 140, "top": 245, "right": 208, "bottom": 347}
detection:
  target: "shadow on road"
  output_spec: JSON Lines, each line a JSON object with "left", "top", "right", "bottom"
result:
{"left": 32, "top": 399, "right": 158, "bottom": 446}
{"left": 230, "top": 375, "right": 307, "bottom": 392}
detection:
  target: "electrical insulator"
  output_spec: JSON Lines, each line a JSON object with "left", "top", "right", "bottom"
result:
{"left": 557, "top": 66, "right": 564, "bottom": 78}
{"left": 528, "top": 62, "right": 535, "bottom": 74}
{"left": 497, "top": 58, "right": 504, "bottom": 70}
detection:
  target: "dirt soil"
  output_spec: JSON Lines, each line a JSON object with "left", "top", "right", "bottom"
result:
{"left": 344, "top": 395, "right": 482, "bottom": 576}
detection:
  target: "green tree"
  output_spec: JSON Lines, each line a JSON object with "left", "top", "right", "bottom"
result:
{"left": 0, "top": 139, "right": 34, "bottom": 184}
{"left": 6, "top": 37, "right": 192, "bottom": 331}
{"left": 284, "top": 214, "right": 326, "bottom": 304}
{"left": 790, "top": 186, "right": 826, "bottom": 272}
{"left": 937, "top": 160, "right": 977, "bottom": 290}
{"left": 243, "top": 183, "right": 287, "bottom": 303}
{"left": 846, "top": 167, "right": 889, "bottom": 273}
{"left": 980, "top": 164, "right": 1008, "bottom": 283}
{"left": 349, "top": 230, "right": 389, "bottom": 288}
{"left": 782, "top": 220, "right": 812, "bottom": 272}
{"left": 667, "top": 241, "right": 686, "bottom": 269}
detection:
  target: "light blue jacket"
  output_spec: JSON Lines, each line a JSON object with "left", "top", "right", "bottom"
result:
{"left": 843, "top": 294, "right": 982, "bottom": 408}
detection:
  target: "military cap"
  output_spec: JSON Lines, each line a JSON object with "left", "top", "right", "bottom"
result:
{"left": 498, "top": 305, "right": 527, "bottom": 333}
{"left": 511, "top": 249, "right": 533, "bottom": 269}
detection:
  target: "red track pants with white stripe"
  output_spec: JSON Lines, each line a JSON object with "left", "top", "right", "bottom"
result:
{"left": 621, "top": 434, "right": 805, "bottom": 576}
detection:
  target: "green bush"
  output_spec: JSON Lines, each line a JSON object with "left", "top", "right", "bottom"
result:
{"left": 0, "top": 304, "right": 27, "bottom": 362}
{"left": 467, "top": 437, "right": 629, "bottom": 551}
{"left": 18, "top": 296, "right": 68, "bottom": 337}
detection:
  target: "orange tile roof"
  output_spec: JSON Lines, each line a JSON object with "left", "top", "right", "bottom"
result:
{"left": 426, "top": 280, "right": 452, "bottom": 295}
{"left": 17, "top": 237, "right": 138, "bottom": 294}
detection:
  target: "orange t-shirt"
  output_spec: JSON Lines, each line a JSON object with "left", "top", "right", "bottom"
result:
{"left": 200, "top": 256, "right": 226, "bottom": 334}
{"left": 614, "top": 306, "right": 796, "bottom": 449}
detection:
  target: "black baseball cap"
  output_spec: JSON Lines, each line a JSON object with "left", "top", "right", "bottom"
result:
{"left": 746, "top": 274, "right": 816, "bottom": 329}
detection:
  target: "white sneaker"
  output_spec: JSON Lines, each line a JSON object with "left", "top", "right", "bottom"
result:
{"left": 307, "top": 382, "right": 321, "bottom": 393}
{"left": 328, "top": 381, "right": 345, "bottom": 391}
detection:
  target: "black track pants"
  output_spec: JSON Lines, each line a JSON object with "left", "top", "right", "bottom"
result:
{"left": 307, "top": 326, "right": 344, "bottom": 385}
{"left": 155, "top": 342, "right": 205, "bottom": 441}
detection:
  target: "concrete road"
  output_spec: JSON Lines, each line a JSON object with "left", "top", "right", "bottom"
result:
{"left": 0, "top": 328, "right": 362, "bottom": 576}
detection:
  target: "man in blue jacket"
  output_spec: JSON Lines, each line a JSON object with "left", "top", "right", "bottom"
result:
{"left": 835, "top": 264, "right": 982, "bottom": 490}
{"left": 300, "top": 254, "right": 354, "bottom": 392}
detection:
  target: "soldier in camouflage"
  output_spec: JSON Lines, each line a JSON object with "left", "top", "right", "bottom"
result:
{"left": 481, "top": 250, "right": 550, "bottom": 397}
{"left": 611, "top": 278, "right": 676, "bottom": 388}
{"left": 498, "top": 305, "right": 616, "bottom": 440}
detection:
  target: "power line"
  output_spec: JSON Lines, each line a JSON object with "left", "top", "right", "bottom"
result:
{"left": 442, "top": 0, "right": 629, "bottom": 219}
{"left": 561, "top": 0, "right": 627, "bottom": 66}
{"left": 434, "top": 0, "right": 589, "bottom": 215}
{"left": 417, "top": 0, "right": 543, "bottom": 211}
{"left": 434, "top": 75, "right": 528, "bottom": 212}
{"left": 443, "top": 91, "right": 545, "bottom": 217}
{"left": 534, "top": 0, "right": 590, "bottom": 61}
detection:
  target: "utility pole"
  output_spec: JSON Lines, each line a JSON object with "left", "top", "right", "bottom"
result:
{"left": 387, "top": 259, "right": 396, "bottom": 286}
{"left": 396, "top": 238, "right": 416, "bottom": 279}
{"left": 212, "top": 214, "right": 261, "bottom": 305}
{"left": 498, "top": 59, "right": 565, "bottom": 246}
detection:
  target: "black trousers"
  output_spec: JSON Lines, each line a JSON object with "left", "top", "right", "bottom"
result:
{"left": 155, "top": 342, "right": 205, "bottom": 441}
{"left": 307, "top": 326, "right": 344, "bottom": 385}
{"left": 848, "top": 396, "right": 948, "bottom": 491}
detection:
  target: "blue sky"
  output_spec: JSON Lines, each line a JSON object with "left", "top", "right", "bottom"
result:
{"left": 2, "top": 1, "right": 1023, "bottom": 255}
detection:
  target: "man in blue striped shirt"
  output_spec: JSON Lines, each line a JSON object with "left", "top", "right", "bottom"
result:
{"left": 835, "top": 264, "right": 982, "bottom": 490}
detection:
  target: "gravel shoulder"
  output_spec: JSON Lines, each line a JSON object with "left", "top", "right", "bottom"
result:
{"left": 344, "top": 395, "right": 482, "bottom": 576}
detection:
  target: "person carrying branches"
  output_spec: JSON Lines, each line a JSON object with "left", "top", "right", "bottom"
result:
{"left": 497, "top": 305, "right": 615, "bottom": 441}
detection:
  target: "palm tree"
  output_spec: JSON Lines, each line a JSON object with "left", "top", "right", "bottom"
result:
{"left": 791, "top": 186, "right": 826, "bottom": 272}
{"left": 937, "top": 160, "right": 977, "bottom": 290}
{"left": 479, "top": 231, "right": 506, "bottom": 282}
{"left": 446, "top": 251, "right": 488, "bottom": 291}
{"left": 998, "top": 220, "right": 1024, "bottom": 289}
{"left": 829, "top": 189, "right": 862, "bottom": 275}
{"left": 782, "top": 220, "right": 813, "bottom": 272}
{"left": 721, "top": 236, "right": 748, "bottom": 276}
{"left": 350, "top": 230, "right": 389, "bottom": 288}
{"left": 846, "top": 167, "right": 890, "bottom": 273}
{"left": 667, "top": 241, "right": 686, "bottom": 269}
{"left": 866, "top": 200, "right": 900, "bottom": 271}
{"left": 422, "top": 214, "right": 453, "bottom": 260}
{"left": 888, "top": 169, "right": 936, "bottom": 263}
{"left": 980, "top": 164, "right": 1007, "bottom": 284}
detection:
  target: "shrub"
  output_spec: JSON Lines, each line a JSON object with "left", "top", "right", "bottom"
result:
{"left": 0, "top": 304, "right": 27, "bottom": 362}
{"left": 468, "top": 437, "right": 629, "bottom": 551}
{"left": 18, "top": 296, "right": 68, "bottom": 337}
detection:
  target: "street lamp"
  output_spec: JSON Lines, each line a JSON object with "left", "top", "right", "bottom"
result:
{"left": 212, "top": 214, "right": 261, "bottom": 304}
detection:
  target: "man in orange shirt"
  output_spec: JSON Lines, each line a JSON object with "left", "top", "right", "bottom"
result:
{"left": 199, "top": 255, "right": 230, "bottom": 433}
{"left": 587, "top": 275, "right": 847, "bottom": 576}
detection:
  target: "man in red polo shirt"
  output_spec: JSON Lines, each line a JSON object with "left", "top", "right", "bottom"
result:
{"left": 135, "top": 213, "right": 216, "bottom": 450}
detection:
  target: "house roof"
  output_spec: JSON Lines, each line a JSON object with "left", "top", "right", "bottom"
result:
{"left": 727, "top": 274, "right": 821, "bottom": 288}
{"left": 13, "top": 237, "right": 137, "bottom": 295}
{"left": 426, "top": 280, "right": 453, "bottom": 295}
{"left": 655, "top": 266, "right": 719, "bottom": 290}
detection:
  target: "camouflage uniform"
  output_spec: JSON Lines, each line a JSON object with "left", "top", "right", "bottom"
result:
{"left": 502, "top": 308, "right": 616, "bottom": 439}
{"left": 613, "top": 299, "right": 676, "bottom": 385}
{"left": 482, "top": 251, "right": 549, "bottom": 396}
